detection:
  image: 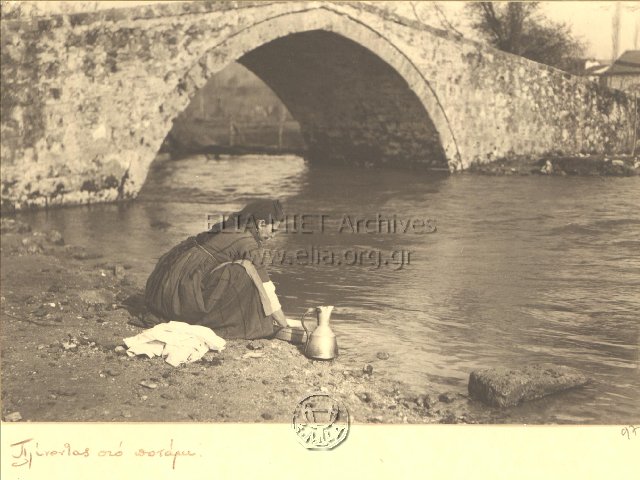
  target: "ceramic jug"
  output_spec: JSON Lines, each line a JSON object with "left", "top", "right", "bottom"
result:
{"left": 301, "top": 306, "right": 337, "bottom": 360}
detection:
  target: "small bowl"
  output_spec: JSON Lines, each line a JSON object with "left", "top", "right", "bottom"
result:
{"left": 274, "top": 319, "right": 308, "bottom": 344}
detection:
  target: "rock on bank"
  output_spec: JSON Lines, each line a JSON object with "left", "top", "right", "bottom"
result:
{"left": 468, "top": 364, "right": 590, "bottom": 408}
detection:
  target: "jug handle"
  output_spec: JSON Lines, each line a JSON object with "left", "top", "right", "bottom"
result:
{"left": 300, "top": 307, "right": 315, "bottom": 350}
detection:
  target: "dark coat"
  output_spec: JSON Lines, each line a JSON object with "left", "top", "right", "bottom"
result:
{"left": 144, "top": 229, "right": 275, "bottom": 339}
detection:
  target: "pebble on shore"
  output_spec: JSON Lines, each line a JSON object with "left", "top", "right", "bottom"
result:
{"left": 4, "top": 411, "right": 23, "bottom": 422}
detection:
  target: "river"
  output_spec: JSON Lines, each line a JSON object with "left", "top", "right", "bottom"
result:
{"left": 23, "top": 154, "right": 640, "bottom": 424}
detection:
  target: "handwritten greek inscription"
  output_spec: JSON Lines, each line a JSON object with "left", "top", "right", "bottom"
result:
{"left": 9, "top": 438, "right": 196, "bottom": 470}
{"left": 134, "top": 439, "right": 196, "bottom": 469}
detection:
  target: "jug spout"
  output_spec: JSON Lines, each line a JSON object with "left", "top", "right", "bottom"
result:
{"left": 317, "top": 305, "right": 334, "bottom": 326}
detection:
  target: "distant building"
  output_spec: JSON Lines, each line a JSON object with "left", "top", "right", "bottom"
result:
{"left": 582, "top": 59, "right": 610, "bottom": 81}
{"left": 601, "top": 50, "right": 640, "bottom": 95}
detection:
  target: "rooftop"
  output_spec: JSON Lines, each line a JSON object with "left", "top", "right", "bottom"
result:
{"left": 605, "top": 50, "right": 640, "bottom": 76}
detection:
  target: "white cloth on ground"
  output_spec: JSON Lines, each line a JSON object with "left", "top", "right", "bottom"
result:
{"left": 124, "top": 321, "right": 226, "bottom": 367}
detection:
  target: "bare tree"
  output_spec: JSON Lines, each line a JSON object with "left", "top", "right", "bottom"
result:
{"left": 467, "top": 2, "right": 541, "bottom": 55}
{"left": 466, "top": 2, "right": 585, "bottom": 73}
{"left": 409, "top": 1, "right": 464, "bottom": 38}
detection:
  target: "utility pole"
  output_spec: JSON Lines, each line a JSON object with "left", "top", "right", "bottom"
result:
{"left": 599, "top": 2, "right": 640, "bottom": 62}
{"left": 612, "top": 2, "right": 621, "bottom": 63}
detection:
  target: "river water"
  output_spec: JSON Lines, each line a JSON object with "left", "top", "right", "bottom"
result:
{"left": 24, "top": 154, "right": 640, "bottom": 424}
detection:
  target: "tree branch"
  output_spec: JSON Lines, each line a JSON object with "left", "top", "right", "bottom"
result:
{"left": 433, "top": 2, "right": 464, "bottom": 37}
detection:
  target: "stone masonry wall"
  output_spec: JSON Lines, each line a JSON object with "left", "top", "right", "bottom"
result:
{"left": 239, "top": 30, "right": 447, "bottom": 168}
{"left": 1, "top": 1, "right": 636, "bottom": 211}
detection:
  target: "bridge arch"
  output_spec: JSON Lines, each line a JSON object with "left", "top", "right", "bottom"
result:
{"left": 3, "top": 1, "right": 632, "bottom": 211}
{"left": 146, "top": 6, "right": 460, "bottom": 187}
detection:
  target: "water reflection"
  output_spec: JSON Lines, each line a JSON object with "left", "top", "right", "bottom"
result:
{"left": 22, "top": 154, "right": 640, "bottom": 423}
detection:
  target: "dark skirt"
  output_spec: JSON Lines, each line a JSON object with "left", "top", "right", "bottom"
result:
{"left": 144, "top": 238, "right": 274, "bottom": 340}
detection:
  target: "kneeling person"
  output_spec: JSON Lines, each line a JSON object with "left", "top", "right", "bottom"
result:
{"left": 144, "top": 199, "right": 288, "bottom": 339}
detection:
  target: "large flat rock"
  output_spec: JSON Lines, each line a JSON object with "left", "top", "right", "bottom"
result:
{"left": 468, "top": 364, "right": 590, "bottom": 408}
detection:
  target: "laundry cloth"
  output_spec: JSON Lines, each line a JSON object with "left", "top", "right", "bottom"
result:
{"left": 124, "top": 321, "right": 226, "bottom": 367}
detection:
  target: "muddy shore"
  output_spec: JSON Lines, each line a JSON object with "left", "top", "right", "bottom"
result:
{"left": 164, "top": 148, "right": 640, "bottom": 177}
{"left": 0, "top": 218, "right": 511, "bottom": 424}
{"left": 159, "top": 138, "right": 640, "bottom": 177}
{"left": 466, "top": 153, "right": 639, "bottom": 176}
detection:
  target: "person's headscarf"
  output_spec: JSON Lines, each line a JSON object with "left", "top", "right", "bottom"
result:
{"left": 234, "top": 199, "right": 284, "bottom": 244}
{"left": 236, "top": 199, "right": 285, "bottom": 225}
{"left": 206, "top": 199, "right": 284, "bottom": 239}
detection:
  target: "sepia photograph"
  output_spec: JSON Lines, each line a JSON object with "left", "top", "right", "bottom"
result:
{"left": 1, "top": 0, "right": 638, "bottom": 456}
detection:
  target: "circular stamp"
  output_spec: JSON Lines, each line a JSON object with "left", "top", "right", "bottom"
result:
{"left": 292, "top": 393, "right": 350, "bottom": 450}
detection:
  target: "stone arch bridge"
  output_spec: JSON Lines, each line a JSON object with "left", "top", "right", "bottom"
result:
{"left": 1, "top": 1, "right": 635, "bottom": 210}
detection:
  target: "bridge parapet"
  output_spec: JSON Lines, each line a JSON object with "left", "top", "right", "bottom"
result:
{"left": 1, "top": 1, "right": 635, "bottom": 210}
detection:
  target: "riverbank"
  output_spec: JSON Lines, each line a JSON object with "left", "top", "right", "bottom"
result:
{"left": 162, "top": 144, "right": 306, "bottom": 161}
{"left": 0, "top": 218, "right": 504, "bottom": 424}
{"left": 2, "top": 152, "right": 638, "bottom": 215}
{"left": 160, "top": 116, "right": 305, "bottom": 161}
{"left": 166, "top": 149, "right": 639, "bottom": 177}
{"left": 466, "top": 154, "right": 639, "bottom": 176}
